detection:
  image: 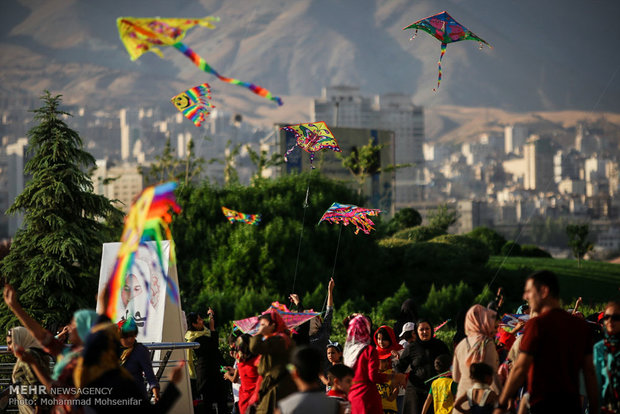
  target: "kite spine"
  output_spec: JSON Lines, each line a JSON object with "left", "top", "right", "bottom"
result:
{"left": 172, "top": 42, "right": 283, "bottom": 106}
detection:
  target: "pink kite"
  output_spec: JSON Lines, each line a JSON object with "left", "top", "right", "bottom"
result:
{"left": 233, "top": 302, "right": 320, "bottom": 335}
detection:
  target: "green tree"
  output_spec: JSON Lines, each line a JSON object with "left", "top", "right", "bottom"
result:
{"left": 428, "top": 203, "right": 459, "bottom": 232}
{"left": 566, "top": 224, "right": 593, "bottom": 267}
{"left": 386, "top": 208, "right": 422, "bottom": 234}
{"left": 467, "top": 227, "right": 507, "bottom": 255}
{"left": 140, "top": 136, "right": 181, "bottom": 184}
{"left": 1, "top": 92, "right": 121, "bottom": 326}
{"left": 245, "top": 144, "right": 285, "bottom": 184}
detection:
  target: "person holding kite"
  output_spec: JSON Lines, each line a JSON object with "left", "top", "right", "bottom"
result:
{"left": 249, "top": 309, "right": 297, "bottom": 414}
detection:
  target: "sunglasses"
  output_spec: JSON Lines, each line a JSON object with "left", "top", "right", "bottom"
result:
{"left": 602, "top": 314, "right": 620, "bottom": 322}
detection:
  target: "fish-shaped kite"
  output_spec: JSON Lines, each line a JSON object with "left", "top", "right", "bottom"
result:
{"left": 318, "top": 202, "right": 381, "bottom": 235}
{"left": 117, "top": 16, "right": 283, "bottom": 105}
{"left": 171, "top": 83, "right": 215, "bottom": 127}
{"left": 281, "top": 122, "right": 341, "bottom": 169}
{"left": 105, "top": 182, "right": 181, "bottom": 320}
{"left": 222, "top": 206, "right": 261, "bottom": 225}
{"left": 403, "top": 11, "right": 491, "bottom": 90}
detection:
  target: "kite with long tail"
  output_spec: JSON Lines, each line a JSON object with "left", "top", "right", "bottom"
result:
{"left": 105, "top": 182, "right": 182, "bottom": 321}
{"left": 117, "top": 16, "right": 283, "bottom": 105}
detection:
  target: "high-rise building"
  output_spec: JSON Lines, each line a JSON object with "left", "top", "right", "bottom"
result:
{"left": 504, "top": 124, "right": 528, "bottom": 154}
{"left": 92, "top": 160, "right": 143, "bottom": 213}
{"left": 523, "top": 135, "right": 555, "bottom": 192}
{"left": 312, "top": 86, "right": 424, "bottom": 209}
{"left": 5, "top": 137, "right": 28, "bottom": 236}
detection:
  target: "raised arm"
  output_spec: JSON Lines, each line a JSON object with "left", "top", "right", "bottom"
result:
{"left": 327, "top": 278, "right": 334, "bottom": 308}
{"left": 3, "top": 285, "right": 50, "bottom": 345}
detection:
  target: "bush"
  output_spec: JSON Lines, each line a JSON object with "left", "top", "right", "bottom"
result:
{"left": 421, "top": 281, "right": 475, "bottom": 322}
{"left": 393, "top": 225, "right": 444, "bottom": 242}
{"left": 386, "top": 208, "right": 422, "bottom": 234}
{"left": 467, "top": 227, "right": 507, "bottom": 255}
{"left": 428, "top": 234, "right": 490, "bottom": 266}
{"left": 501, "top": 241, "right": 522, "bottom": 257}
{"left": 519, "top": 244, "right": 552, "bottom": 258}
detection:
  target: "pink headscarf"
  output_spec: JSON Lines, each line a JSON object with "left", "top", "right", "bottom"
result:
{"left": 464, "top": 304, "right": 497, "bottom": 366}
{"left": 343, "top": 314, "right": 372, "bottom": 367}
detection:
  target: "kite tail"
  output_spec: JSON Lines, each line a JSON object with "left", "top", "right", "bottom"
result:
{"left": 284, "top": 144, "right": 297, "bottom": 162}
{"left": 434, "top": 42, "right": 447, "bottom": 92}
{"left": 173, "top": 42, "right": 283, "bottom": 106}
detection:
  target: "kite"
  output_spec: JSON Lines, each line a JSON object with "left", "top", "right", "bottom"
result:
{"left": 403, "top": 11, "right": 491, "bottom": 90}
{"left": 117, "top": 16, "right": 283, "bottom": 105}
{"left": 499, "top": 313, "right": 530, "bottom": 333}
{"left": 105, "top": 182, "right": 182, "bottom": 321}
{"left": 171, "top": 83, "right": 215, "bottom": 127}
{"left": 281, "top": 122, "right": 341, "bottom": 169}
{"left": 233, "top": 302, "right": 320, "bottom": 335}
{"left": 221, "top": 206, "right": 261, "bottom": 225}
{"left": 318, "top": 202, "right": 381, "bottom": 235}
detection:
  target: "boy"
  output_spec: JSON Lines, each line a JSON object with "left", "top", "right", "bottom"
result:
{"left": 422, "top": 354, "right": 457, "bottom": 414}
{"left": 326, "top": 364, "right": 354, "bottom": 413}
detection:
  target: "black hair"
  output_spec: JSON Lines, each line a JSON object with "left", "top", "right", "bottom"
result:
{"left": 258, "top": 313, "right": 275, "bottom": 325}
{"left": 236, "top": 334, "right": 255, "bottom": 362}
{"left": 470, "top": 362, "right": 494, "bottom": 383}
{"left": 526, "top": 270, "right": 560, "bottom": 298}
{"left": 376, "top": 327, "right": 392, "bottom": 347}
{"left": 186, "top": 312, "right": 201, "bottom": 331}
{"left": 290, "top": 346, "right": 323, "bottom": 383}
{"left": 401, "top": 330, "right": 415, "bottom": 341}
{"left": 434, "top": 354, "right": 451, "bottom": 373}
{"left": 327, "top": 364, "right": 354, "bottom": 382}
{"left": 416, "top": 319, "right": 433, "bottom": 338}
{"left": 326, "top": 343, "right": 343, "bottom": 353}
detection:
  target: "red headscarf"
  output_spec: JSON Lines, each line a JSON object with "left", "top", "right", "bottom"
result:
{"left": 464, "top": 304, "right": 497, "bottom": 366}
{"left": 373, "top": 325, "right": 403, "bottom": 360}
{"left": 260, "top": 308, "right": 291, "bottom": 347}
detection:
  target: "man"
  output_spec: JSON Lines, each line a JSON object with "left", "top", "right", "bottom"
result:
{"left": 493, "top": 270, "right": 599, "bottom": 414}
{"left": 277, "top": 346, "right": 340, "bottom": 414}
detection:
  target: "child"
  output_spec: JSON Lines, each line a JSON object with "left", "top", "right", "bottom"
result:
{"left": 421, "top": 354, "right": 457, "bottom": 414}
{"left": 322, "top": 341, "right": 343, "bottom": 388}
{"left": 374, "top": 326, "right": 402, "bottom": 414}
{"left": 453, "top": 363, "right": 498, "bottom": 414}
{"left": 326, "top": 364, "right": 354, "bottom": 414}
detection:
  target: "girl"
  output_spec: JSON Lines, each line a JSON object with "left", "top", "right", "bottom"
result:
{"left": 453, "top": 363, "right": 497, "bottom": 414}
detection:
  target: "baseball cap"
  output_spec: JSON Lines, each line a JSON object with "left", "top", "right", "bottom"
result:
{"left": 399, "top": 322, "right": 416, "bottom": 338}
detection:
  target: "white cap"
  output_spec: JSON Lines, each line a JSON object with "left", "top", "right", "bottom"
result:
{"left": 399, "top": 322, "right": 416, "bottom": 338}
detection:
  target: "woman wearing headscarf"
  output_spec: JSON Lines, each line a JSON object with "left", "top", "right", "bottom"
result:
{"left": 345, "top": 315, "right": 406, "bottom": 414}
{"left": 249, "top": 309, "right": 297, "bottom": 414}
{"left": 452, "top": 304, "right": 500, "bottom": 414}
{"left": 119, "top": 317, "right": 160, "bottom": 401}
{"left": 7, "top": 327, "right": 51, "bottom": 414}
{"left": 395, "top": 319, "right": 450, "bottom": 414}
{"left": 394, "top": 299, "right": 418, "bottom": 343}
{"left": 594, "top": 300, "right": 620, "bottom": 413}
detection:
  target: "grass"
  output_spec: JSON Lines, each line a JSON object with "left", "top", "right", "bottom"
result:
{"left": 487, "top": 256, "right": 620, "bottom": 305}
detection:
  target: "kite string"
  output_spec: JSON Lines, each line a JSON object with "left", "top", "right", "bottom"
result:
{"left": 291, "top": 177, "right": 311, "bottom": 294}
{"left": 321, "top": 225, "right": 343, "bottom": 314}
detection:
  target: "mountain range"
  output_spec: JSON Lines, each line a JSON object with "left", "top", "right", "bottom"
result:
{"left": 1, "top": 0, "right": 619, "bottom": 140}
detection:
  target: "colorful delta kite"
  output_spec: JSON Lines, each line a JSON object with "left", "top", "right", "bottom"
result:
{"left": 171, "top": 83, "right": 215, "bottom": 127}
{"left": 233, "top": 302, "right": 320, "bottom": 335}
{"left": 117, "top": 16, "right": 283, "bottom": 105}
{"left": 105, "top": 182, "right": 181, "bottom": 321}
{"left": 221, "top": 206, "right": 261, "bottom": 225}
{"left": 318, "top": 202, "right": 381, "bottom": 235}
{"left": 499, "top": 313, "right": 530, "bottom": 332}
{"left": 403, "top": 11, "right": 491, "bottom": 90}
{"left": 281, "top": 122, "right": 341, "bottom": 169}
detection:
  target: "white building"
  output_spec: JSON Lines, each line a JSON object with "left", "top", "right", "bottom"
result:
{"left": 504, "top": 124, "right": 528, "bottom": 154}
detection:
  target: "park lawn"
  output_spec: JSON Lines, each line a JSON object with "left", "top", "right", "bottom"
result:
{"left": 487, "top": 256, "right": 620, "bottom": 304}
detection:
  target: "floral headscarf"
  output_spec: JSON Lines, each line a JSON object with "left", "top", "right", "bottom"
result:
{"left": 344, "top": 314, "right": 372, "bottom": 367}
{"left": 464, "top": 304, "right": 497, "bottom": 366}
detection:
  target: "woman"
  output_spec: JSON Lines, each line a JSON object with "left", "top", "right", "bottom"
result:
{"left": 344, "top": 315, "right": 405, "bottom": 414}
{"left": 452, "top": 304, "right": 500, "bottom": 414}
{"left": 185, "top": 308, "right": 229, "bottom": 414}
{"left": 7, "top": 327, "right": 51, "bottom": 413}
{"left": 396, "top": 319, "right": 450, "bottom": 414}
{"left": 249, "top": 309, "right": 297, "bottom": 414}
{"left": 119, "top": 317, "right": 160, "bottom": 402}
{"left": 594, "top": 300, "right": 620, "bottom": 413}
{"left": 394, "top": 299, "right": 418, "bottom": 343}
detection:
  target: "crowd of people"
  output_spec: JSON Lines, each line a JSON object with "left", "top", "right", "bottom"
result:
{"left": 1, "top": 269, "right": 618, "bottom": 414}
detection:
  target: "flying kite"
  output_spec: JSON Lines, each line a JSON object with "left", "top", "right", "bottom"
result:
{"left": 171, "top": 83, "right": 215, "bottom": 127}
{"left": 233, "top": 302, "right": 320, "bottom": 335}
{"left": 318, "top": 202, "right": 381, "bottom": 235}
{"left": 281, "top": 122, "right": 341, "bottom": 169}
{"left": 403, "top": 11, "right": 491, "bottom": 90}
{"left": 117, "top": 16, "right": 283, "bottom": 105}
{"left": 105, "top": 182, "right": 181, "bottom": 321}
{"left": 221, "top": 206, "right": 261, "bottom": 225}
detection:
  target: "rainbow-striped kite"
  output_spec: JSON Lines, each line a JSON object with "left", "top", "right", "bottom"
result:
{"left": 281, "top": 122, "right": 341, "bottom": 169}
{"left": 105, "top": 182, "right": 181, "bottom": 320}
{"left": 318, "top": 202, "right": 381, "bottom": 235}
{"left": 117, "top": 16, "right": 283, "bottom": 105}
{"left": 221, "top": 206, "right": 261, "bottom": 225}
{"left": 171, "top": 83, "right": 215, "bottom": 127}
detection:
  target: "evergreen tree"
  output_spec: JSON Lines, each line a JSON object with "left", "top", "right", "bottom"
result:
{"left": 1, "top": 92, "right": 121, "bottom": 327}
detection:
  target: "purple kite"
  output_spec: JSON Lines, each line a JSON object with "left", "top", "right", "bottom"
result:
{"left": 318, "top": 202, "right": 381, "bottom": 235}
{"left": 403, "top": 10, "right": 491, "bottom": 90}
{"left": 233, "top": 302, "right": 320, "bottom": 335}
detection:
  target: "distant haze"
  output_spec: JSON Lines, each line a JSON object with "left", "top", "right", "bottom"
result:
{"left": 1, "top": 0, "right": 619, "bottom": 126}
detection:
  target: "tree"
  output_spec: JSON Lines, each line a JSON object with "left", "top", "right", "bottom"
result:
{"left": 428, "top": 203, "right": 459, "bottom": 232}
{"left": 0, "top": 92, "right": 121, "bottom": 326}
{"left": 245, "top": 144, "right": 284, "bottom": 184}
{"left": 467, "top": 227, "right": 507, "bottom": 255}
{"left": 386, "top": 208, "right": 422, "bottom": 234}
{"left": 566, "top": 224, "right": 594, "bottom": 267}
{"left": 140, "top": 136, "right": 181, "bottom": 184}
